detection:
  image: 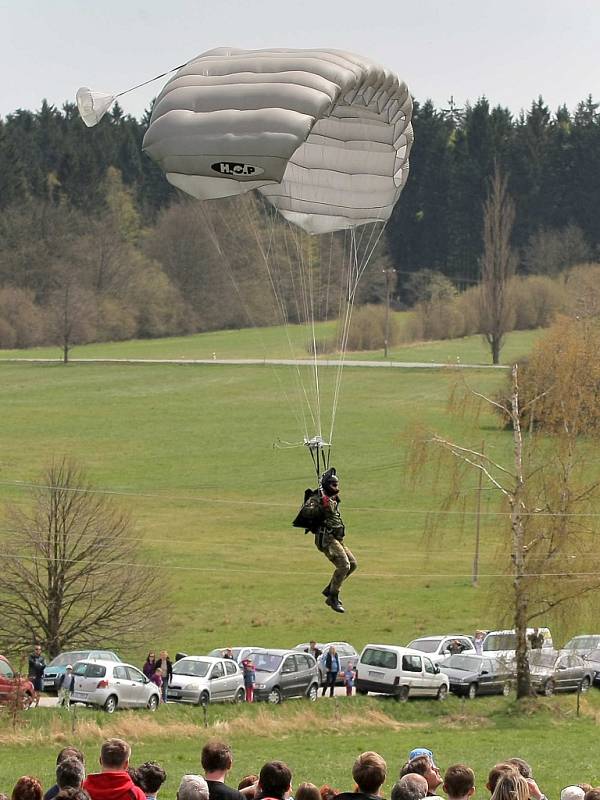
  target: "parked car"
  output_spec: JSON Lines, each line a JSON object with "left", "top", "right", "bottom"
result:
{"left": 529, "top": 651, "right": 594, "bottom": 696}
{"left": 481, "top": 628, "right": 553, "bottom": 663}
{"left": 0, "top": 655, "right": 35, "bottom": 710}
{"left": 407, "top": 635, "right": 476, "bottom": 664}
{"left": 249, "top": 649, "right": 319, "bottom": 704}
{"left": 207, "top": 647, "right": 265, "bottom": 665}
{"left": 43, "top": 650, "right": 121, "bottom": 692}
{"left": 438, "top": 654, "right": 513, "bottom": 699}
{"left": 293, "top": 641, "right": 359, "bottom": 685}
{"left": 582, "top": 649, "right": 600, "bottom": 685}
{"left": 562, "top": 635, "right": 600, "bottom": 656}
{"left": 70, "top": 659, "right": 160, "bottom": 713}
{"left": 167, "top": 656, "right": 245, "bottom": 705}
{"left": 355, "top": 644, "right": 449, "bottom": 701}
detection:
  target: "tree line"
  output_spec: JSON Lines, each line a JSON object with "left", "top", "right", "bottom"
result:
{"left": 0, "top": 94, "right": 599, "bottom": 351}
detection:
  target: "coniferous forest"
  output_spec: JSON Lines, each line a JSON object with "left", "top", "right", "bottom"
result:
{"left": 0, "top": 95, "right": 599, "bottom": 349}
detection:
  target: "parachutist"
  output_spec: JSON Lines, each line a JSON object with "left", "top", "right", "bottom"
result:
{"left": 293, "top": 467, "right": 357, "bottom": 613}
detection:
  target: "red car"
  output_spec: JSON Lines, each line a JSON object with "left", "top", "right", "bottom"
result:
{"left": 0, "top": 655, "right": 35, "bottom": 709}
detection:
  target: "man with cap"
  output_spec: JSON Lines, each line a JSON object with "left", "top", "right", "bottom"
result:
{"left": 315, "top": 468, "right": 357, "bottom": 614}
{"left": 57, "top": 665, "right": 74, "bottom": 708}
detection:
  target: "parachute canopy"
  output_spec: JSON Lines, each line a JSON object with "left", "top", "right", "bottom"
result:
{"left": 76, "top": 87, "right": 117, "bottom": 127}
{"left": 142, "top": 47, "right": 413, "bottom": 234}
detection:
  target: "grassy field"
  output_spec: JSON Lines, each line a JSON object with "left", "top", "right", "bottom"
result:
{"left": 2, "top": 694, "right": 600, "bottom": 798}
{"left": 0, "top": 320, "right": 542, "bottom": 366}
{"left": 1, "top": 324, "right": 598, "bottom": 797}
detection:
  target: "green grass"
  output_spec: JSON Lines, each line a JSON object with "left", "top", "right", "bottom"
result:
{"left": 2, "top": 694, "right": 600, "bottom": 798}
{"left": 0, "top": 321, "right": 542, "bottom": 366}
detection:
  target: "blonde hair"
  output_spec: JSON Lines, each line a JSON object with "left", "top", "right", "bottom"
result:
{"left": 491, "top": 774, "right": 529, "bottom": 800}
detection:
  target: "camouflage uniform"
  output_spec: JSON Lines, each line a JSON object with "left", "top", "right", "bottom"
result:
{"left": 315, "top": 492, "right": 357, "bottom": 593}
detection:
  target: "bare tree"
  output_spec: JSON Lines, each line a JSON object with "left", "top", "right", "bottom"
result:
{"left": 479, "top": 166, "right": 516, "bottom": 364}
{"left": 46, "top": 271, "right": 97, "bottom": 363}
{"left": 0, "top": 460, "right": 164, "bottom": 658}
{"left": 412, "top": 365, "right": 600, "bottom": 698}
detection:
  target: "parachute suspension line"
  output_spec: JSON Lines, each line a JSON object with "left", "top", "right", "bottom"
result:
{"left": 240, "top": 198, "right": 316, "bottom": 440}
{"left": 199, "top": 199, "right": 308, "bottom": 441}
{"left": 328, "top": 222, "right": 388, "bottom": 445}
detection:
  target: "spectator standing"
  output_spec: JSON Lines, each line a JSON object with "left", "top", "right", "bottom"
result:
{"left": 505, "top": 758, "right": 547, "bottom": 800}
{"left": 57, "top": 666, "right": 74, "bottom": 708}
{"left": 150, "top": 668, "right": 164, "bottom": 696}
{"left": 12, "top": 778, "right": 43, "bottom": 800}
{"left": 154, "top": 651, "right": 173, "bottom": 703}
{"left": 255, "top": 762, "right": 292, "bottom": 800}
{"left": 143, "top": 653, "right": 157, "bottom": 680}
{"left": 443, "top": 766, "right": 475, "bottom": 800}
{"left": 223, "top": 649, "right": 235, "bottom": 661}
{"left": 322, "top": 646, "right": 340, "bottom": 697}
{"left": 343, "top": 662, "right": 356, "bottom": 696}
{"left": 136, "top": 763, "right": 167, "bottom": 800}
{"left": 485, "top": 765, "right": 517, "bottom": 795}
{"left": 241, "top": 658, "right": 256, "bottom": 703}
{"left": 201, "top": 741, "right": 245, "bottom": 800}
{"left": 44, "top": 748, "right": 86, "bottom": 800}
{"left": 491, "top": 774, "right": 528, "bottom": 800}
{"left": 473, "top": 632, "right": 485, "bottom": 656}
{"left": 28, "top": 644, "right": 46, "bottom": 707}
{"left": 306, "top": 641, "right": 322, "bottom": 660}
{"left": 178, "top": 778, "right": 209, "bottom": 800}
{"left": 336, "top": 752, "right": 387, "bottom": 800}
{"left": 83, "top": 739, "right": 146, "bottom": 800}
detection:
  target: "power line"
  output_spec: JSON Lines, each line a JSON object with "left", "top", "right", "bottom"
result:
{"left": 3, "top": 550, "right": 600, "bottom": 580}
{"left": 1, "top": 477, "right": 600, "bottom": 519}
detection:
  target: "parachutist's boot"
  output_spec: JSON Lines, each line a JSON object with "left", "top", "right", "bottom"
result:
{"left": 326, "top": 592, "right": 345, "bottom": 613}
{"left": 322, "top": 583, "right": 331, "bottom": 597}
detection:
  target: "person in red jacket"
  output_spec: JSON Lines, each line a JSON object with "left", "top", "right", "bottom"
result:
{"left": 83, "top": 739, "right": 146, "bottom": 800}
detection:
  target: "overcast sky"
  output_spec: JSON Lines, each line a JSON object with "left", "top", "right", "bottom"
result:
{"left": 2, "top": 0, "right": 599, "bottom": 120}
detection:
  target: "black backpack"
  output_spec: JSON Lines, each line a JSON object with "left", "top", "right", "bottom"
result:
{"left": 292, "top": 488, "right": 325, "bottom": 533}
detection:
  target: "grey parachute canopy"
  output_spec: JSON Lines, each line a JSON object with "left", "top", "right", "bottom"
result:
{"left": 142, "top": 47, "right": 413, "bottom": 234}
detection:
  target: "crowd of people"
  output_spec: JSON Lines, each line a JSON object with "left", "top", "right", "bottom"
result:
{"left": 3, "top": 738, "right": 600, "bottom": 800}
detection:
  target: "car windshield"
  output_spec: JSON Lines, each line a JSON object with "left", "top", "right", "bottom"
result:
{"left": 442, "top": 655, "right": 483, "bottom": 671}
{"left": 251, "top": 652, "right": 283, "bottom": 673}
{"left": 49, "top": 652, "right": 89, "bottom": 667}
{"left": 529, "top": 652, "right": 556, "bottom": 668}
{"left": 408, "top": 639, "right": 441, "bottom": 653}
{"left": 564, "top": 636, "right": 600, "bottom": 651}
{"left": 172, "top": 659, "right": 211, "bottom": 678}
{"left": 483, "top": 634, "right": 517, "bottom": 652}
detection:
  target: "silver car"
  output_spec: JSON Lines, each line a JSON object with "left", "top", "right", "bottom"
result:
{"left": 251, "top": 649, "right": 319, "bottom": 704}
{"left": 43, "top": 650, "right": 121, "bottom": 693}
{"left": 167, "top": 656, "right": 245, "bottom": 705}
{"left": 293, "top": 641, "right": 358, "bottom": 685}
{"left": 70, "top": 660, "right": 160, "bottom": 713}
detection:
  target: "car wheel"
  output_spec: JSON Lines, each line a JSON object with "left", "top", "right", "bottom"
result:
{"left": 467, "top": 683, "right": 478, "bottom": 700}
{"left": 198, "top": 691, "right": 210, "bottom": 707}
{"left": 234, "top": 687, "right": 245, "bottom": 703}
{"left": 267, "top": 687, "right": 282, "bottom": 704}
{"left": 307, "top": 683, "right": 318, "bottom": 702}
{"left": 394, "top": 685, "right": 409, "bottom": 702}
{"left": 502, "top": 681, "right": 511, "bottom": 697}
{"left": 436, "top": 685, "right": 448, "bottom": 701}
{"left": 104, "top": 695, "right": 118, "bottom": 714}
{"left": 580, "top": 677, "right": 591, "bottom": 693}
{"left": 543, "top": 680, "right": 555, "bottom": 697}
{"left": 147, "top": 694, "right": 159, "bottom": 711}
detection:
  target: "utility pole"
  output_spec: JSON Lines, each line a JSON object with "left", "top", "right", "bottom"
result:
{"left": 472, "top": 440, "right": 484, "bottom": 587}
{"left": 383, "top": 267, "right": 396, "bottom": 358}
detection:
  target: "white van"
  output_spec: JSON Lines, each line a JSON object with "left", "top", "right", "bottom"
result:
{"left": 355, "top": 644, "right": 450, "bottom": 701}
{"left": 482, "top": 628, "right": 553, "bottom": 662}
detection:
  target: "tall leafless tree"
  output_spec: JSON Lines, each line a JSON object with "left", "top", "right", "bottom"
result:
{"left": 0, "top": 460, "right": 164, "bottom": 658}
{"left": 412, "top": 365, "right": 600, "bottom": 698}
{"left": 479, "top": 166, "right": 516, "bottom": 365}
